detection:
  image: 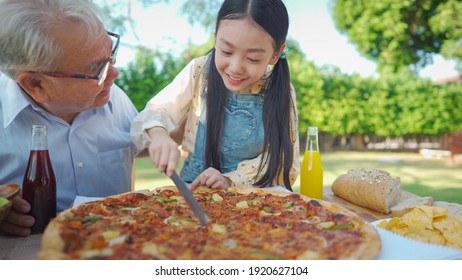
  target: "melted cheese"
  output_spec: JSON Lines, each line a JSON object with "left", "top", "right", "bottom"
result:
{"left": 212, "top": 193, "right": 223, "bottom": 202}
{"left": 211, "top": 223, "right": 227, "bottom": 233}
{"left": 236, "top": 200, "right": 249, "bottom": 208}
{"left": 142, "top": 243, "right": 167, "bottom": 256}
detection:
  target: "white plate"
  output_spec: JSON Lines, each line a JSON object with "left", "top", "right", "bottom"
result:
{"left": 371, "top": 218, "right": 462, "bottom": 260}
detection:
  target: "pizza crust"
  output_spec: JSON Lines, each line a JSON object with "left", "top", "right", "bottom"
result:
{"left": 38, "top": 208, "right": 72, "bottom": 260}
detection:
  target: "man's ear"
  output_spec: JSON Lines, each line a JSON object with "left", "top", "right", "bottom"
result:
{"left": 16, "top": 73, "right": 49, "bottom": 103}
{"left": 269, "top": 43, "right": 287, "bottom": 65}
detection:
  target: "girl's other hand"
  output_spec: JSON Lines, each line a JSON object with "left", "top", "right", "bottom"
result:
{"left": 189, "top": 167, "right": 232, "bottom": 191}
{"left": 147, "top": 127, "right": 180, "bottom": 177}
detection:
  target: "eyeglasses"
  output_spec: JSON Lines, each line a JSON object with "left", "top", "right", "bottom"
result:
{"left": 29, "top": 31, "right": 120, "bottom": 86}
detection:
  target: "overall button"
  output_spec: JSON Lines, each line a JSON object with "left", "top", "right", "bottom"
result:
{"left": 78, "top": 162, "right": 84, "bottom": 168}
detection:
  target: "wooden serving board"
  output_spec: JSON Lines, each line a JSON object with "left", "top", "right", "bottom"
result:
{"left": 321, "top": 187, "right": 415, "bottom": 223}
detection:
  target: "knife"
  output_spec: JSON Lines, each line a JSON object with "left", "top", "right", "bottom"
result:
{"left": 168, "top": 171, "right": 211, "bottom": 226}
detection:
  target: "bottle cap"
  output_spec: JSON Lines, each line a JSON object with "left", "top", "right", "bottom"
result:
{"left": 32, "top": 124, "right": 47, "bottom": 135}
{"left": 307, "top": 126, "right": 318, "bottom": 135}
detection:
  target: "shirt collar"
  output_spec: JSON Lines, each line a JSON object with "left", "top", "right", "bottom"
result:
{"left": 1, "top": 75, "right": 31, "bottom": 128}
{"left": 1, "top": 75, "right": 114, "bottom": 128}
{"left": 107, "top": 97, "right": 114, "bottom": 114}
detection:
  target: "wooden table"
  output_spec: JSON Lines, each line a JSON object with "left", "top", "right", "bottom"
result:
{"left": 0, "top": 233, "right": 42, "bottom": 260}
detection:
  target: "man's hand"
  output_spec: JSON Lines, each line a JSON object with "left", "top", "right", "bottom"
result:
{"left": 0, "top": 196, "right": 35, "bottom": 237}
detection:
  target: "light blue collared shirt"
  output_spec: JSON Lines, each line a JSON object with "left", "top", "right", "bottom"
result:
{"left": 0, "top": 74, "right": 138, "bottom": 211}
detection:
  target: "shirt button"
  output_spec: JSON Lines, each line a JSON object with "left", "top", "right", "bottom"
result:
{"left": 78, "top": 162, "right": 84, "bottom": 168}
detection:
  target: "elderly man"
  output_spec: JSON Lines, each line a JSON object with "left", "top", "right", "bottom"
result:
{"left": 0, "top": 0, "right": 138, "bottom": 236}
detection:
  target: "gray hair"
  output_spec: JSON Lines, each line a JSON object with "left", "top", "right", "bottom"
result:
{"left": 0, "top": 0, "right": 106, "bottom": 78}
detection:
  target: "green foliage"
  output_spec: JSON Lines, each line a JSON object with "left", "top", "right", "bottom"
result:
{"left": 287, "top": 40, "right": 323, "bottom": 136}
{"left": 115, "top": 47, "right": 187, "bottom": 111}
{"left": 430, "top": 0, "right": 462, "bottom": 72}
{"left": 180, "top": 0, "right": 222, "bottom": 33}
{"left": 93, "top": 0, "right": 169, "bottom": 38}
{"left": 332, "top": 0, "right": 462, "bottom": 71}
{"left": 289, "top": 38, "right": 462, "bottom": 138}
{"left": 293, "top": 64, "right": 462, "bottom": 138}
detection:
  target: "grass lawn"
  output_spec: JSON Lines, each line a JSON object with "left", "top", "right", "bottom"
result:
{"left": 133, "top": 151, "right": 462, "bottom": 204}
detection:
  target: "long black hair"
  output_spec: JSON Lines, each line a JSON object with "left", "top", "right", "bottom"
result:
{"left": 205, "top": 0, "right": 294, "bottom": 190}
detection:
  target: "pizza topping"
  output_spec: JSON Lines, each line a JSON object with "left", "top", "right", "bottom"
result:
{"left": 107, "top": 235, "right": 127, "bottom": 247}
{"left": 211, "top": 223, "right": 227, "bottom": 233}
{"left": 212, "top": 193, "right": 223, "bottom": 202}
{"left": 118, "top": 207, "right": 139, "bottom": 213}
{"left": 142, "top": 243, "right": 167, "bottom": 256}
{"left": 317, "top": 221, "right": 335, "bottom": 229}
{"left": 249, "top": 250, "right": 283, "bottom": 260}
{"left": 236, "top": 200, "right": 249, "bottom": 208}
{"left": 222, "top": 239, "right": 237, "bottom": 249}
{"left": 117, "top": 215, "right": 135, "bottom": 224}
{"left": 284, "top": 201, "right": 295, "bottom": 208}
{"left": 328, "top": 222, "right": 354, "bottom": 230}
{"left": 309, "top": 199, "right": 322, "bottom": 207}
{"left": 64, "top": 213, "right": 103, "bottom": 224}
{"left": 164, "top": 217, "right": 194, "bottom": 226}
{"left": 152, "top": 195, "right": 177, "bottom": 203}
{"left": 101, "top": 230, "right": 119, "bottom": 241}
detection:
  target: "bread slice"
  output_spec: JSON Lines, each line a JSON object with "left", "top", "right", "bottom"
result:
{"left": 433, "top": 201, "right": 462, "bottom": 216}
{"left": 332, "top": 168, "right": 401, "bottom": 214}
{"left": 390, "top": 196, "right": 434, "bottom": 217}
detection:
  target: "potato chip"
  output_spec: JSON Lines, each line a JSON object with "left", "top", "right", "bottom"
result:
{"left": 433, "top": 216, "right": 462, "bottom": 248}
{"left": 431, "top": 206, "right": 448, "bottom": 219}
{"left": 401, "top": 207, "right": 433, "bottom": 230}
{"left": 377, "top": 205, "right": 462, "bottom": 250}
{"left": 406, "top": 229, "right": 445, "bottom": 245}
{"left": 377, "top": 217, "right": 399, "bottom": 230}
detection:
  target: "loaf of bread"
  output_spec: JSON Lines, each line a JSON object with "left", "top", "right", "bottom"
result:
{"left": 331, "top": 168, "right": 401, "bottom": 214}
{"left": 390, "top": 196, "right": 434, "bottom": 217}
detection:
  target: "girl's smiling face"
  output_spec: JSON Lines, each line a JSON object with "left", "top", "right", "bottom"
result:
{"left": 214, "top": 18, "right": 281, "bottom": 92}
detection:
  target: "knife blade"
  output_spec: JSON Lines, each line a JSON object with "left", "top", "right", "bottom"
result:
{"left": 169, "top": 171, "right": 211, "bottom": 226}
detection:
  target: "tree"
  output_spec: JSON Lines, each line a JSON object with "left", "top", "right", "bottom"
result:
{"left": 180, "top": 0, "right": 222, "bottom": 33}
{"left": 332, "top": 0, "right": 462, "bottom": 72}
{"left": 115, "top": 47, "right": 187, "bottom": 111}
{"left": 93, "top": 0, "right": 221, "bottom": 40}
{"left": 94, "top": 0, "right": 168, "bottom": 42}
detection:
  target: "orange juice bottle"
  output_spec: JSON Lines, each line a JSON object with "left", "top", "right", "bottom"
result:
{"left": 300, "top": 126, "right": 323, "bottom": 199}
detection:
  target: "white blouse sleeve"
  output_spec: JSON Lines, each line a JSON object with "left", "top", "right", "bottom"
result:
{"left": 130, "top": 59, "right": 197, "bottom": 151}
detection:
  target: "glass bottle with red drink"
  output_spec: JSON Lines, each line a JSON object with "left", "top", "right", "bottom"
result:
{"left": 22, "top": 124, "right": 56, "bottom": 234}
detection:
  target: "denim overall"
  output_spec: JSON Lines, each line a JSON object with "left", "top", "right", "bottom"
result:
{"left": 180, "top": 91, "right": 265, "bottom": 183}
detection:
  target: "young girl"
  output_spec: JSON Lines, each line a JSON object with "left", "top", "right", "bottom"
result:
{"left": 131, "top": 0, "right": 299, "bottom": 191}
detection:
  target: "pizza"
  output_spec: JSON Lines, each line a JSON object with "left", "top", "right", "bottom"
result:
{"left": 37, "top": 186, "right": 381, "bottom": 260}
